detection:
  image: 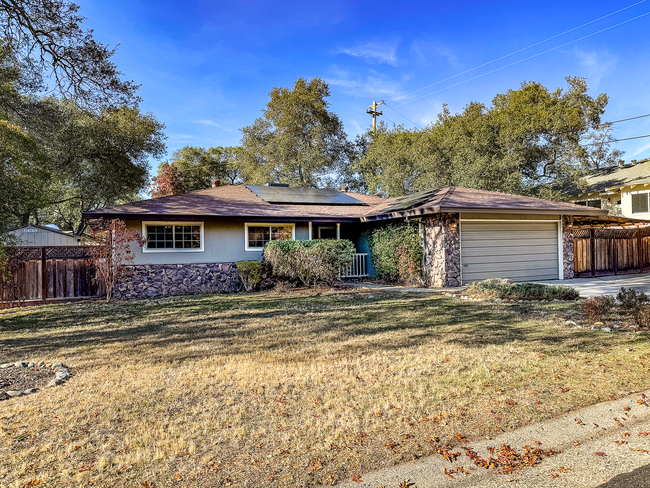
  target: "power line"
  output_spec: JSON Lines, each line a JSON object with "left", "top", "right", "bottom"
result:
{"left": 383, "top": 102, "right": 421, "bottom": 129}
{"left": 392, "top": 0, "right": 647, "bottom": 103}
{"left": 395, "top": 10, "right": 650, "bottom": 107}
{"left": 608, "top": 134, "right": 650, "bottom": 143}
{"left": 607, "top": 113, "right": 650, "bottom": 124}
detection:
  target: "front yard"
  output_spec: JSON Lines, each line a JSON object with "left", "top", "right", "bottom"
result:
{"left": 1, "top": 289, "right": 650, "bottom": 487}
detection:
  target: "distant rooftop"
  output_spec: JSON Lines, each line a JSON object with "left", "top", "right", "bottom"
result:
{"left": 563, "top": 159, "right": 650, "bottom": 196}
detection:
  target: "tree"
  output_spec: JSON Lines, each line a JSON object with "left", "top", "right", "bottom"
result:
{"left": 149, "top": 161, "right": 183, "bottom": 198}
{"left": 238, "top": 77, "right": 350, "bottom": 187}
{"left": 356, "top": 77, "right": 618, "bottom": 198}
{"left": 89, "top": 218, "right": 144, "bottom": 301}
{"left": 35, "top": 102, "right": 166, "bottom": 232}
{"left": 0, "top": 0, "right": 139, "bottom": 108}
{"left": 170, "top": 145, "right": 241, "bottom": 192}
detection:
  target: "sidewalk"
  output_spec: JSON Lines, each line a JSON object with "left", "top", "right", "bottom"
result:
{"left": 337, "top": 390, "right": 650, "bottom": 488}
{"left": 343, "top": 281, "right": 463, "bottom": 294}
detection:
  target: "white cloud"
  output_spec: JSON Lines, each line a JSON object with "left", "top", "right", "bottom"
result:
{"left": 410, "top": 40, "right": 460, "bottom": 68}
{"left": 193, "top": 119, "right": 230, "bottom": 130}
{"left": 336, "top": 40, "right": 399, "bottom": 66}
{"left": 574, "top": 48, "right": 618, "bottom": 89}
{"left": 629, "top": 140, "right": 650, "bottom": 158}
{"left": 326, "top": 67, "right": 408, "bottom": 98}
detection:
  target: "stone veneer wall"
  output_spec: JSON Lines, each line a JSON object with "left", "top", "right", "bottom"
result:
{"left": 114, "top": 263, "right": 240, "bottom": 299}
{"left": 562, "top": 216, "right": 575, "bottom": 279}
{"left": 423, "top": 213, "right": 461, "bottom": 287}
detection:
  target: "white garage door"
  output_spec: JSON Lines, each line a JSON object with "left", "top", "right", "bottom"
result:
{"left": 460, "top": 221, "right": 560, "bottom": 283}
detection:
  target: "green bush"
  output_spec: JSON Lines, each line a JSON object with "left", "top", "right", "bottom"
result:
{"left": 465, "top": 278, "right": 580, "bottom": 301}
{"left": 369, "top": 224, "right": 423, "bottom": 284}
{"left": 617, "top": 287, "right": 649, "bottom": 310}
{"left": 235, "top": 260, "right": 263, "bottom": 292}
{"left": 263, "top": 239, "right": 355, "bottom": 287}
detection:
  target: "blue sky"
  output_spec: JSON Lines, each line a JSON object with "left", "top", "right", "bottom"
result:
{"left": 81, "top": 0, "right": 650, "bottom": 169}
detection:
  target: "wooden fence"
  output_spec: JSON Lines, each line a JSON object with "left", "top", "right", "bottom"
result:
{"left": 1, "top": 246, "right": 105, "bottom": 308}
{"left": 573, "top": 227, "right": 650, "bottom": 278}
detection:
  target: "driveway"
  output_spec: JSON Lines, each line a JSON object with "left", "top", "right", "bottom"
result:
{"left": 538, "top": 274, "right": 650, "bottom": 298}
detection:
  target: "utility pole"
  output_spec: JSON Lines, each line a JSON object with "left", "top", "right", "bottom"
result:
{"left": 367, "top": 100, "right": 385, "bottom": 133}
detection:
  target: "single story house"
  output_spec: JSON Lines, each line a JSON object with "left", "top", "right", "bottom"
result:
{"left": 8, "top": 224, "right": 83, "bottom": 247}
{"left": 83, "top": 184, "right": 608, "bottom": 298}
{"left": 563, "top": 158, "right": 650, "bottom": 219}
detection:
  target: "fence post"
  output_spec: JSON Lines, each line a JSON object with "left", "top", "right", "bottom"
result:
{"left": 638, "top": 230, "right": 643, "bottom": 274}
{"left": 590, "top": 228, "right": 596, "bottom": 278}
{"left": 41, "top": 247, "right": 47, "bottom": 303}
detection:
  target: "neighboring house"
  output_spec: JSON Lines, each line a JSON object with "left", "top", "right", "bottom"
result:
{"left": 8, "top": 224, "right": 83, "bottom": 247}
{"left": 83, "top": 184, "right": 608, "bottom": 298}
{"left": 563, "top": 159, "right": 650, "bottom": 219}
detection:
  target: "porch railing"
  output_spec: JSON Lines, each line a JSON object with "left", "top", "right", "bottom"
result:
{"left": 340, "top": 253, "right": 369, "bottom": 278}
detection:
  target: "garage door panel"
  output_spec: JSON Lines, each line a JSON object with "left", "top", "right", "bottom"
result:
{"left": 462, "top": 238, "right": 558, "bottom": 249}
{"left": 460, "top": 221, "right": 559, "bottom": 283}
{"left": 461, "top": 253, "right": 558, "bottom": 264}
{"left": 464, "top": 269, "right": 560, "bottom": 282}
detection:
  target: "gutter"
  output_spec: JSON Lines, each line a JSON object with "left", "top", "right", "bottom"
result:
{"left": 361, "top": 205, "right": 608, "bottom": 222}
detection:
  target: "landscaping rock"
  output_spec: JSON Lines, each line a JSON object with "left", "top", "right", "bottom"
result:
{"left": 495, "top": 298, "right": 502, "bottom": 303}
{"left": 15, "top": 362, "right": 28, "bottom": 368}
{"left": 531, "top": 300, "right": 539, "bottom": 303}
{"left": 602, "top": 327, "right": 612, "bottom": 332}
{"left": 592, "top": 325, "right": 601, "bottom": 330}
{"left": 24, "top": 388, "right": 38, "bottom": 394}
{"left": 48, "top": 378, "right": 65, "bottom": 387}
{"left": 636, "top": 330, "right": 650, "bottom": 335}
{"left": 27, "top": 363, "right": 35, "bottom": 368}
{"left": 368, "top": 295, "right": 374, "bottom": 299}
{"left": 594, "top": 322, "right": 604, "bottom": 327}
{"left": 6, "top": 390, "right": 24, "bottom": 397}
{"left": 565, "top": 320, "right": 578, "bottom": 326}
{"left": 613, "top": 324, "right": 621, "bottom": 329}
{"left": 0, "top": 363, "right": 13, "bottom": 369}
{"left": 51, "top": 362, "right": 63, "bottom": 369}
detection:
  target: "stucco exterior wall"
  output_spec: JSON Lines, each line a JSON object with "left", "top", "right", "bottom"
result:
{"left": 125, "top": 219, "right": 311, "bottom": 265}
{"left": 621, "top": 189, "right": 650, "bottom": 219}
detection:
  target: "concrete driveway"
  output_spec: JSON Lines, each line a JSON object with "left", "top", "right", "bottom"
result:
{"left": 538, "top": 273, "right": 650, "bottom": 298}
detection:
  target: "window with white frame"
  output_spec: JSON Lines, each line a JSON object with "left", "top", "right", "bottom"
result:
{"left": 142, "top": 222, "right": 204, "bottom": 252}
{"left": 632, "top": 193, "right": 650, "bottom": 214}
{"left": 245, "top": 223, "right": 294, "bottom": 251}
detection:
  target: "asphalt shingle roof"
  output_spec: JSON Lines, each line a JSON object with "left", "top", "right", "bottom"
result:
{"left": 83, "top": 184, "right": 607, "bottom": 222}
{"left": 562, "top": 160, "right": 650, "bottom": 196}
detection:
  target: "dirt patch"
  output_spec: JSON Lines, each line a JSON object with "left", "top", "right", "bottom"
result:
{"left": 0, "top": 366, "right": 54, "bottom": 397}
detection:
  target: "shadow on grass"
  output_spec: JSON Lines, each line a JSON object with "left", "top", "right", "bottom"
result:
{"left": 0, "top": 293, "right": 643, "bottom": 365}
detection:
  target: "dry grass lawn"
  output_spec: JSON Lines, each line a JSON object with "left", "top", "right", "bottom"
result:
{"left": 1, "top": 288, "right": 650, "bottom": 487}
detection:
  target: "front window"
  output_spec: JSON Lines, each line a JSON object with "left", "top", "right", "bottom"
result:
{"left": 143, "top": 222, "right": 204, "bottom": 252}
{"left": 245, "top": 223, "right": 294, "bottom": 251}
{"left": 632, "top": 193, "right": 649, "bottom": 214}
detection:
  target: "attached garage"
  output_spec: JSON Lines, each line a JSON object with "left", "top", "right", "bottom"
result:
{"left": 460, "top": 220, "right": 561, "bottom": 283}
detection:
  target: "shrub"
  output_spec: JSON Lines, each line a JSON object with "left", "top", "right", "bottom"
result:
{"left": 235, "top": 261, "right": 262, "bottom": 292}
{"left": 465, "top": 278, "right": 580, "bottom": 301}
{"left": 263, "top": 239, "right": 355, "bottom": 287}
{"left": 369, "top": 224, "right": 423, "bottom": 284}
{"left": 581, "top": 296, "right": 615, "bottom": 322}
{"left": 634, "top": 304, "right": 650, "bottom": 329}
{"left": 617, "top": 287, "right": 649, "bottom": 311}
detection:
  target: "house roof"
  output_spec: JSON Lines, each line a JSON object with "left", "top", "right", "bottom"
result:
{"left": 8, "top": 224, "right": 83, "bottom": 239}
{"left": 362, "top": 186, "right": 607, "bottom": 221}
{"left": 83, "top": 184, "right": 607, "bottom": 222}
{"left": 562, "top": 159, "right": 650, "bottom": 196}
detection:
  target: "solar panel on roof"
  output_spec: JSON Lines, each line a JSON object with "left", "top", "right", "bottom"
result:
{"left": 246, "top": 185, "right": 367, "bottom": 206}
{"left": 382, "top": 188, "right": 441, "bottom": 213}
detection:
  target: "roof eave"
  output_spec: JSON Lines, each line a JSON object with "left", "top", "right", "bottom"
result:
{"left": 362, "top": 205, "right": 608, "bottom": 221}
